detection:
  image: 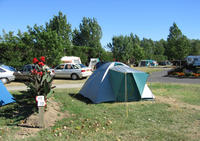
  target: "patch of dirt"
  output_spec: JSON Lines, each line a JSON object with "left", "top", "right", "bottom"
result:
{"left": 156, "top": 96, "right": 200, "bottom": 111}
{"left": 15, "top": 98, "right": 69, "bottom": 139}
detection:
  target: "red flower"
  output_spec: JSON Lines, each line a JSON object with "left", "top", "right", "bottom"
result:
{"left": 40, "top": 56, "right": 45, "bottom": 62}
{"left": 33, "top": 58, "right": 39, "bottom": 64}
{"left": 38, "top": 62, "right": 45, "bottom": 66}
{"left": 38, "top": 72, "right": 43, "bottom": 76}
{"left": 31, "top": 69, "right": 38, "bottom": 75}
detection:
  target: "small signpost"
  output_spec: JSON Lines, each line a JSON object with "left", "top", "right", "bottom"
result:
{"left": 36, "top": 96, "right": 46, "bottom": 128}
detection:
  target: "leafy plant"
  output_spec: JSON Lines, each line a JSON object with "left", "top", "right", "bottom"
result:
{"left": 25, "top": 56, "right": 54, "bottom": 98}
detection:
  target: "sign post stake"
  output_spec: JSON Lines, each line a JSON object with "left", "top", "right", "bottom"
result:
{"left": 36, "top": 96, "right": 46, "bottom": 128}
{"left": 39, "top": 106, "right": 45, "bottom": 128}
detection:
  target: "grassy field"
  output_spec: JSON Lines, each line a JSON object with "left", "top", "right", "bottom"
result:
{"left": 0, "top": 82, "right": 200, "bottom": 141}
{"left": 132, "top": 66, "right": 171, "bottom": 74}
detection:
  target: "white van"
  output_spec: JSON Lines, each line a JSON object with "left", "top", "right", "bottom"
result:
{"left": 89, "top": 58, "right": 99, "bottom": 70}
{"left": 61, "top": 56, "right": 82, "bottom": 64}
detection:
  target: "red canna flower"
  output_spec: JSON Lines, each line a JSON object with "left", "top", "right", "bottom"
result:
{"left": 40, "top": 56, "right": 45, "bottom": 62}
{"left": 33, "top": 58, "right": 39, "bottom": 64}
{"left": 38, "top": 72, "right": 43, "bottom": 76}
{"left": 31, "top": 69, "right": 38, "bottom": 75}
{"left": 38, "top": 62, "right": 45, "bottom": 66}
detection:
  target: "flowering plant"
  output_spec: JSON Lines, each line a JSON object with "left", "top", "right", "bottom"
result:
{"left": 25, "top": 56, "right": 54, "bottom": 98}
{"left": 176, "top": 72, "right": 185, "bottom": 76}
{"left": 192, "top": 73, "right": 200, "bottom": 77}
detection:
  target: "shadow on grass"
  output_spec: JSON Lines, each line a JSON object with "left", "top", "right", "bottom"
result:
{"left": 69, "top": 93, "right": 93, "bottom": 104}
{"left": 69, "top": 93, "right": 117, "bottom": 104}
{"left": 0, "top": 91, "right": 37, "bottom": 126}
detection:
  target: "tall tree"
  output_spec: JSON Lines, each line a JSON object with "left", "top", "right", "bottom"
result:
{"left": 130, "top": 33, "right": 144, "bottom": 63}
{"left": 140, "top": 38, "right": 155, "bottom": 59}
{"left": 154, "top": 39, "right": 167, "bottom": 61}
{"left": 27, "top": 24, "right": 64, "bottom": 66}
{"left": 72, "top": 17, "right": 103, "bottom": 61}
{"left": 46, "top": 11, "right": 72, "bottom": 54}
{"left": 72, "top": 17, "right": 102, "bottom": 49}
{"left": 108, "top": 35, "right": 134, "bottom": 63}
{"left": 166, "top": 22, "right": 190, "bottom": 60}
{"left": 0, "top": 30, "right": 26, "bottom": 68}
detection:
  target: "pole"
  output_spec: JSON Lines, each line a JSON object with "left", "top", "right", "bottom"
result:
{"left": 39, "top": 106, "right": 45, "bottom": 128}
{"left": 125, "top": 72, "right": 128, "bottom": 118}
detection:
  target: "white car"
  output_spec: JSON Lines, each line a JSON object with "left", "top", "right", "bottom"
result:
{"left": 53, "top": 63, "right": 92, "bottom": 80}
{"left": 0, "top": 66, "right": 15, "bottom": 84}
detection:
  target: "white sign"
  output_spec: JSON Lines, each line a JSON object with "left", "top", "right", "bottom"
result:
{"left": 36, "top": 96, "right": 46, "bottom": 107}
{"left": 37, "top": 101, "right": 46, "bottom": 107}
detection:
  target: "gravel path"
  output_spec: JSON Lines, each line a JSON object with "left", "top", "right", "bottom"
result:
{"left": 147, "top": 70, "right": 200, "bottom": 84}
{"left": 6, "top": 83, "right": 84, "bottom": 91}
{"left": 5, "top": 69, "right": 200, "bottom": 91}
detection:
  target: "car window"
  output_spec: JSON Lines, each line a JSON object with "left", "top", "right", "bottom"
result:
{"left": 0, "top": 68, "right": 6, "bottom": 72}
{"left": 27, "top": 66, "right": 33, "bottom": 71}
{"left": 79, "top": 64, "right": 86, "bottom": 68}
{"left": 24, "top": 66, "right": 31, "bottom": 72}
{"left": 65, "top": 64, "right": 72, "bottom": 69}
{"left": 72, "top": 64, "right": 79, "bottom": 69}
{"left": 56, "top": 64, "right": 65, "bottom": 70}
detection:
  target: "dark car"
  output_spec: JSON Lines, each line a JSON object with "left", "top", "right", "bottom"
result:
{"left": 14, "top": 64, "right": 55, "bottom": 81}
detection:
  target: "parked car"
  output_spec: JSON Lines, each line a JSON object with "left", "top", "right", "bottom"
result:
{"left": 0, "top": 64, "right": 17, "bottom": 72}
{"left": 138, "top": 60, "right": 158, "bottom": 67}
{"left": 53, "top": 63, "right": 92, "bottom": 80}
{"left": 158, "top": 61, "right": 172, "bottom": 66}
{"left": 14, "top": 64, "right": 55, "bottom": 80}
{"left": 0, "top": 66, "right": 15, "bottom": 84}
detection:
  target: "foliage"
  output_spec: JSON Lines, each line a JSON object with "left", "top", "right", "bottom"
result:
{"left": 0, "top": 12, "right": 72, "bottom": 68}
{"left": 0, "top": 30, "right": 30, "bottom": 69}
{"left": 140, "top": 38, "right": 155, "bottom": 60}
{"left": 108, "top": 34, "right": 144, "bottom": 64}
{"left": 166, "top": 22, "right": 190, "bottom": 60}
{"left": 0, "top": 12, "right": 199, "bottom": 68}
{"left": 72, "top": 17, "right": 102, "bottom": 49}
{"left": 46, "top": 11, "right": 72, "bottom": 55}
{"left": 72, "top": 17, "right": 105, "bottom": 63}
{"left": 189, "top": 39, "right": 200, "bottom": 55}
{"left": 25, "top": 57, "right": 54, "bottom": 98}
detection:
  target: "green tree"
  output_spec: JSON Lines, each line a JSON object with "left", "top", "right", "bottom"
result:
{"left": 154, "top": 39, "right": 167, "bottom": 61}
{"left": 108, "top": 35, "right": 133, "bottom": 63}
{"left": 140, "top": 38, "right": 155, "bottom": 59}
{"left": 130, "top": 33, "right": 144, "bottom": 64}
{"left": 27, "top": 24, "right": 64, "bottom": 66}
{"left": 46, "top": 11, "right": 72, "bottom": 55}
{"left": 166, "top": 22, "right": 190, "bottom": 60}
{"left": 190, "top": 39, "right": 200, "bottom": 55}
{"left": 72, "top": 17, "right": 102, "bottom": 49}
{"left": 0, "top": 30, "right": 26, "bottom": 68}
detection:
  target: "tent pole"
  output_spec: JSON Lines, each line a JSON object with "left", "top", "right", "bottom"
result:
{"left": 125, "top": 72, "right": 128, "bottom": 117}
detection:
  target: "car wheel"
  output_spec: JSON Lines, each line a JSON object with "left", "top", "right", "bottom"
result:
{"left": 71, "top": 74, "right": 78, "bottom": 80}
{"left": 1, "top": 78, "right": 8, "bottom": 84}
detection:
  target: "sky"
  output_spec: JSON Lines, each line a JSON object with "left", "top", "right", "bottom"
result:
{"left": 0, "top": 0, "right": 200, "bottom": 48}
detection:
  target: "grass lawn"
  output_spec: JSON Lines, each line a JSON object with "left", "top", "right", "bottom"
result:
{"left": 133, "top": 67, "right": 171, "bottom": 74}
{"left": 0, "top": 83, "right": 200, "bottom": 141}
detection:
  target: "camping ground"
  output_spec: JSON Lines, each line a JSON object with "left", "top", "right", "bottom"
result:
{"left": 0, "top": 82, "right": 200, "bottom": 141}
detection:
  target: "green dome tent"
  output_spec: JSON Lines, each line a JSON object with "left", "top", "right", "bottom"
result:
{"left": 79, "top": 62, "right": 154, "bottom": 103}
